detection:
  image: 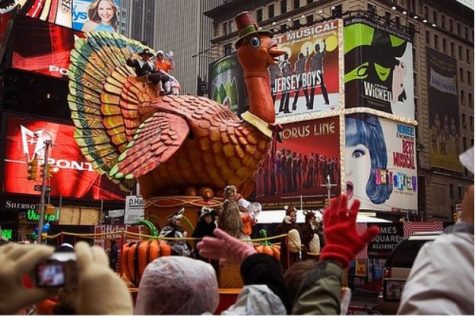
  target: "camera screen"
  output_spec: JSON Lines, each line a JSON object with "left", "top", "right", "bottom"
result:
{"left": 36, "top": 262, "right": 65, "bottom": 287}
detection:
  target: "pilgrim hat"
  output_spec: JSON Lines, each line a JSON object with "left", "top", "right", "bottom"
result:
{"left": 234, "top": 11, "right": 272, "bottom": 48}
{"left": 138, "top": 48, "right": 154, "bottom": 57}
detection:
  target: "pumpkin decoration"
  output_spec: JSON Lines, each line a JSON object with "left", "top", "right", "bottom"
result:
{"left": 120, "top": 239, "right": 172, "bottom": 286}
{"left": 254, "top": 229, "right": 280, "bottom": 261}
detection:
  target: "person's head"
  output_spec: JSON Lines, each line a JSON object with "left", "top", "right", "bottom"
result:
{"left": 138, "top": 48, "right": 154, "bottom": 61}
{"left": 167, "top": 208, "right": 185, "bottom": 228}
{"left": 88, "top": 0, "right": 118, "bottom": 27}
{"left": 284, "top": 259, "right": 318, "bottom": 305}
{"left": 303, "top": 210, "right": 316, "bottom": 225}
{"left": 345, "top": 115, "right": 392, "bottom": 204}
{"left": 224, "top": 185, "right": 237, "bottom": 200}
{"left": 285, "top": 206, "right": 297, "bottom": 224}
{"left": 459, "top": 147, "right": 474, "bottom": 225}
{"left": 156, "top": 50, "right": 164, "bottom": 60}
{"left": 199, "top": 207, "right": 214, "bottom": 224}
{"left": 134, "top": 256, "right": 219, "bottom": 314}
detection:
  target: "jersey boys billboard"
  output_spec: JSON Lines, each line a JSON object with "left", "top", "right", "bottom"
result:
{"left": 271, "top": 20, "right": 342, "bottom": 121}
{"left": 345, "top": 114, "right": 417, "bottom": 212}
{"left": 344, "top": 19, "right": 415, "bottom": 120}
{"left": 2, "top": 115, "right": 125, "bottom": 201}
{"left": 255, "top": 116, "right": 340, "bottom": 209}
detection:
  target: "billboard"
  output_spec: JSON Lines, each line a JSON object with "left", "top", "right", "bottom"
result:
{"left": 2, "top": 115, "right": 126, "bottom": 201}
{"left": 272, "top": 20, "right": 341, "bottom": 121}
{"left": 10, "top": 15, "right": 83, "bottom": 79}
{"left": 0, "top": 10, "right": 14, "bottom": 64}
{"left": 0, "top": 0, "right": 72, "bottom": 28}
{"left": 72, "top": 0, "right": 120, "bottom": 33}
{"left": 345, "top": 114, "right": 417, "bottom": 212}
{"left": 344, "top": 19, "right": 414, "bottom": 120}
{"left": 427, "top": 47, "right": 463, "bottom": 172}
{"left": 255, "top": 116, "right": 340, "bottom": 209}
{"left": 208, "top": 53, "right": 246, "bottom": 114}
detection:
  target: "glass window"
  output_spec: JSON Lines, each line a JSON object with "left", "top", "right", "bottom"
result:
{"left": 470, "top": 116, "right": 474, "bottom": 130}
{"left": 426, "top": 30, "right": 430, "bottom": 44}
{"left": 224, "top": 44, "right": 232, "bottom": 56}
{"left": 468, "top": 71, "right": 472, "bottom": 85}
{"left": 458, "top": 186, "right": 463, "bottom": 200}
{"left": 294, "top": 0, "right": 300, "bottom": 9}
{"left": 460, "top": 67, "right": 464, "bottom": 82}
{"left": 441, "top": 15, "right": 445, "bottom": 29}
{"left": 449, "top": 19, "right": 453, "bottom": 32}
{"left": 450, "top": 184, "right": 454, "bottom": 199}
{"left": 268, "top": 4, "right": 274, "bottom": 18}
{"left": 442, "top": 38, "right": 446, "bottom": 53}
{"left": 434, "top": 34, "right": 438, "bottom": 49}
{"left": 469, "top": 93, "right": 473, "bottom": 108}
{"left": 459, "top": 46, "right": 463, "bottom": 59}
{"left": 281, "top": 0, "right": 287, "bottom": 14}
{"left": 451, "top": 42, "right": 455, "bottom": 57}
{"left": 222, "top": 22, "right": 227, "bottom": 35}
{"left": 256, "top": 8, "right": 263, "bottom": 22}
{"left": 461, "top": 90, "right": 465, "bottom": 105}
{"left": 467, "top": 49, "right": 471, "bottom": 64}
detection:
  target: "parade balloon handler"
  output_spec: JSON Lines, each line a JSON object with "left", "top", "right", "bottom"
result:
{"left": 159, "top": 208, "right": 192, "bottom": 257}
{"left": 398, "top": 147, "right": 474, "bottom": 315}
{"left": 345, "top": 115, "right": 393, "bottom": 206}
{"left": 82, "top": 0, "right": 119, "bottom": 33}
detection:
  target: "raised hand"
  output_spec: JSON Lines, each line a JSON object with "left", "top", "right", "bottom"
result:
{"left": 320, "top": 195, "right": 380, "bottom": 267}
{"left": 197, "top": 228, "right": 256, "bottom": 265}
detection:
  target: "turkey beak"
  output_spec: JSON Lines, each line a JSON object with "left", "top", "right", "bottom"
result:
{"left": 269, "top": 40, "right": 285, "bottom": 63}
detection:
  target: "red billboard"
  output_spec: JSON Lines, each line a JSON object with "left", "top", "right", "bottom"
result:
{"left": 2, "top": 115, "right": 125, "bottom": 201}
{"left": 10, "top": 15, "right": 83, "bottom": 79}
{"left": 255, "top": 116, "right": 341, "bottom": 209}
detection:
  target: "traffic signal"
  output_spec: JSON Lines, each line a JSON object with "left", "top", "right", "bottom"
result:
{"left": 40, "top": 164, "right": 59, "bottom": 179}
{"left": 27, "top": 158, "right": 38, "bottom": 180}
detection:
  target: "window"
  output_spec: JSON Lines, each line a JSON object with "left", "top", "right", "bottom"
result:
{"left": 442, "top": 38, "right": 446, "bottom": 53}
{"left": 292, "top": 19, "right": 300, "bottom": 29}
{"left": 307, "top": 0, "right": 313, "bottom": 4}
{"left": 222, "top": 22, "right": 227, "bottom": 35}
{"left": 469, "top": 93, "right": 473, "bottom": 108}
{"left": 268, "top": 4, "right": 274, "bottom": 18}
{"left": 386, "top": 11, "right": 391, "bottom": 22}
{"left": 396, "top": 16, "right": 400, "bottom": 25}
{"left": 426, "top": 30, "right": 430, "bottom": 44}
{"left": 332, "top": 4, "right": 342, "bottom": 18}
{"left": 470, "top": 116, "right": 474, "bottom": 130}
{"left": 256, "top": 8, "right": 263, "bottom": 22}
{"left": 434, "top": 34, "right": 438, "bottom": 49}
{"left": 468, "top": 71, "right": 472, "bottom": 85}
{"left": 459, "top": 46, "right": 463, "bottom": 59}
{"left": 465, "top": 26, "right": 469, "bottom": 39}
{"left": 451, "top": 42, "right": 455, "bottom": 57}
{"left": 449, "top": 19, "right": 453, "bottom": 32}
{"left": 450, "top": 184, "right": 454, "bottom": 199}
{"left": 280, "top": 0, "right": 287, "bottom": 14}
{"left": 368, "top": 3, "right": 376, "bottom": 13}
{"left": 458, "top": 186, "right": 463, "bottom": 200}
{"left": 462, "top": 113, "right": 467, "bottom": 128}
{"left": 306, "top": 14, "right": 313, "bottom": 25}
{"left": 457, "top": 23, "right": 461, "bottom": 36}
{"left": 423, "top": 5, "right": 428, "bottom": 18}
{"left": 461, "top": 90, "right": 465, "bottom": 105}
{"left": 467, "top": 49, "right": 471, "bottom": 64}
{"left": 460, "top": 67, "right": 464, "bottom": 82}
{"left": 441, "top": 15, "right": 445, "bottom": 29}
{"left": 293, "top": 0, "right": 300, "bottom": 9}
{"left": 432, "top": 11, "right": 437, "bottom": 24}
{"left": 224, "top": 44, "right": 232, "bottom": 56}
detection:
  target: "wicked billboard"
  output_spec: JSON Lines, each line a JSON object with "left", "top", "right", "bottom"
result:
{"left": 344, "top": 19, "right": 414, "bottom": 120}
{"left": 271, "top": 19, "right": 342, "bottom": 121}
{"left": 2, "top": 115, "right": 125, "bottom": 201}
{"left": 255, "top": 116, "right": 340, "bottom": 209}
{"left": 426, "top": 47, "right": 463, "bottom": 172}
{"left": 345, "top": 114, "right": 418, "bottom": 212}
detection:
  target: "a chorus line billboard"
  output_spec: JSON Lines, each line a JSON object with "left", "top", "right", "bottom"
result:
{"left": 271, "top": 20, "right": 342, "bottom": 121}
{"left": 2, "top": 115, "right": 126, "bottom": 201}
{"left": 344, "top": 18, "right": 414, "bottom": 120}
{"left": 345, "top": 114, "right": 417, "bottom": 212}
{"left": 208, "top": 53, "right": 246, "bottom": 115}
{"left": 10, "top": 15, "right": 83, "bottom": 79}
{"left": 426, "top": 47, "right": 463, "bottom": 172}
{"left": 255, "top": 116, "right": 340, "bottom": 209}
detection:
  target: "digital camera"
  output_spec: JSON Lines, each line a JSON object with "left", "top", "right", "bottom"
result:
{"left": 35, "top": 252, "right": 77, "bottom": 288}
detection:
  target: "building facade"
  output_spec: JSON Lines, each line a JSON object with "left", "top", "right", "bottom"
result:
{"left": 205, "top": 0, "right": 474, "bottom": 221}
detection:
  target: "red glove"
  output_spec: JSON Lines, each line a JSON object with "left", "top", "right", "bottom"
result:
{"left": 197, "top": 228, "right": 256, "bottom": 265}
{"left": 320, "top": 195, "right": 379, "bottom": 268}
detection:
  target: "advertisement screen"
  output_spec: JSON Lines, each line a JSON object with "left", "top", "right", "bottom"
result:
{"left": 0, "top": 0, "right": 72, "bottom": 28}
{"left": 2, "top": 115, "right": 126, "bottom": 201}
{"left": 0, "top": 11, "right": 14, "bottom": 63}
{"left": 426, "top": 47, "right": 463, "bottom": 172}
{"left": 72, "top": 0, "right": 120, "bottom": 33}
{"left": 255, "top": 116, "right": 340, "bottom": 209}
{"left": 272, "top": 20, "right": 341, "bottom": 121}
{"left": 208, "top": 53, "right": 246, "bottom": 114}
{"left": 345, "top": 114, "right": 417, "bottom": 212}
{"left": 344, "top": 19, "right": 414, "bottom": 120}
{"left": 10, "top": 15, "right": 83, "bottom": 79}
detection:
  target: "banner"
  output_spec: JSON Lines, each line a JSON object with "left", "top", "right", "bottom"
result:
{"left": 367, "top": 223, "right": 404, "bottom": 258}
{"left": 271, "top": 20, "right": 341, "bottom": 120}
{"left": 208, "top": 53, "right": 246, "bottom": 114}
{"left": 344, "top": 19, "right": 414, "bottom": 120}
{"left": 2, "top": 115, "right": 125, "bottom": 201}
{"left": 0, "top": 0, "right": 72, "bottom": 28}
{"left": 10, "top": 15, "right": 83, "bottom": 79}
{"left": 345, "top": 114, "right": 417, "bottom": 212}
{"left": 124, "top": 195, "right": 144, "bottom": 224}
{"left": 255, "top": 116, "right": 340, "bottom": 209}
{"left": 72, "top": 0, "right": 120, "bottom": 33}
{"left": 0, "top": 11, "right": 14, "bottom": 64}
{"left": 426, "top": 47, "right": 463, "bottom": 172}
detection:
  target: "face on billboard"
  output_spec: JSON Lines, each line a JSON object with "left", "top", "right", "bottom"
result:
{"left": 344, "top": 21, "right": 414, "bottom": 120}
{"left": 73, "top": 0, "right": 119, "bottom": 33}
{"left": 345, "top": 143, "right": 371, "bottom": 201}
{"left": 2, "top": 115, "right": 125, "bottom": 201}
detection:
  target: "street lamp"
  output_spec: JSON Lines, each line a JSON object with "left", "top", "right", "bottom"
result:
{"left": 36, "top": 135, "right": 53, "bottom": 244}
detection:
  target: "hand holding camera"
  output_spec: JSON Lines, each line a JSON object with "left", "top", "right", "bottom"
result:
{"left": 0, "top": 243, "right": 54, "bottom": 314}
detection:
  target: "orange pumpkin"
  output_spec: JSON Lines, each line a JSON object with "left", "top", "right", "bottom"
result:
{"left": 120, "top": 239, "right": 172, "bottom": 286}
{"left": 254, "top": 229, "right": 280, "bottom": 261}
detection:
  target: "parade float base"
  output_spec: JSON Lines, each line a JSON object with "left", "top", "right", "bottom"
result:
{"left": 218, "top": 263, "right": 243, "bottom": 288}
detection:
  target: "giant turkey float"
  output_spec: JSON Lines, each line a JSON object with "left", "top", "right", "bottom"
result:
{"left": 67, "top": 11, "right": 285, "bottom": 289}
